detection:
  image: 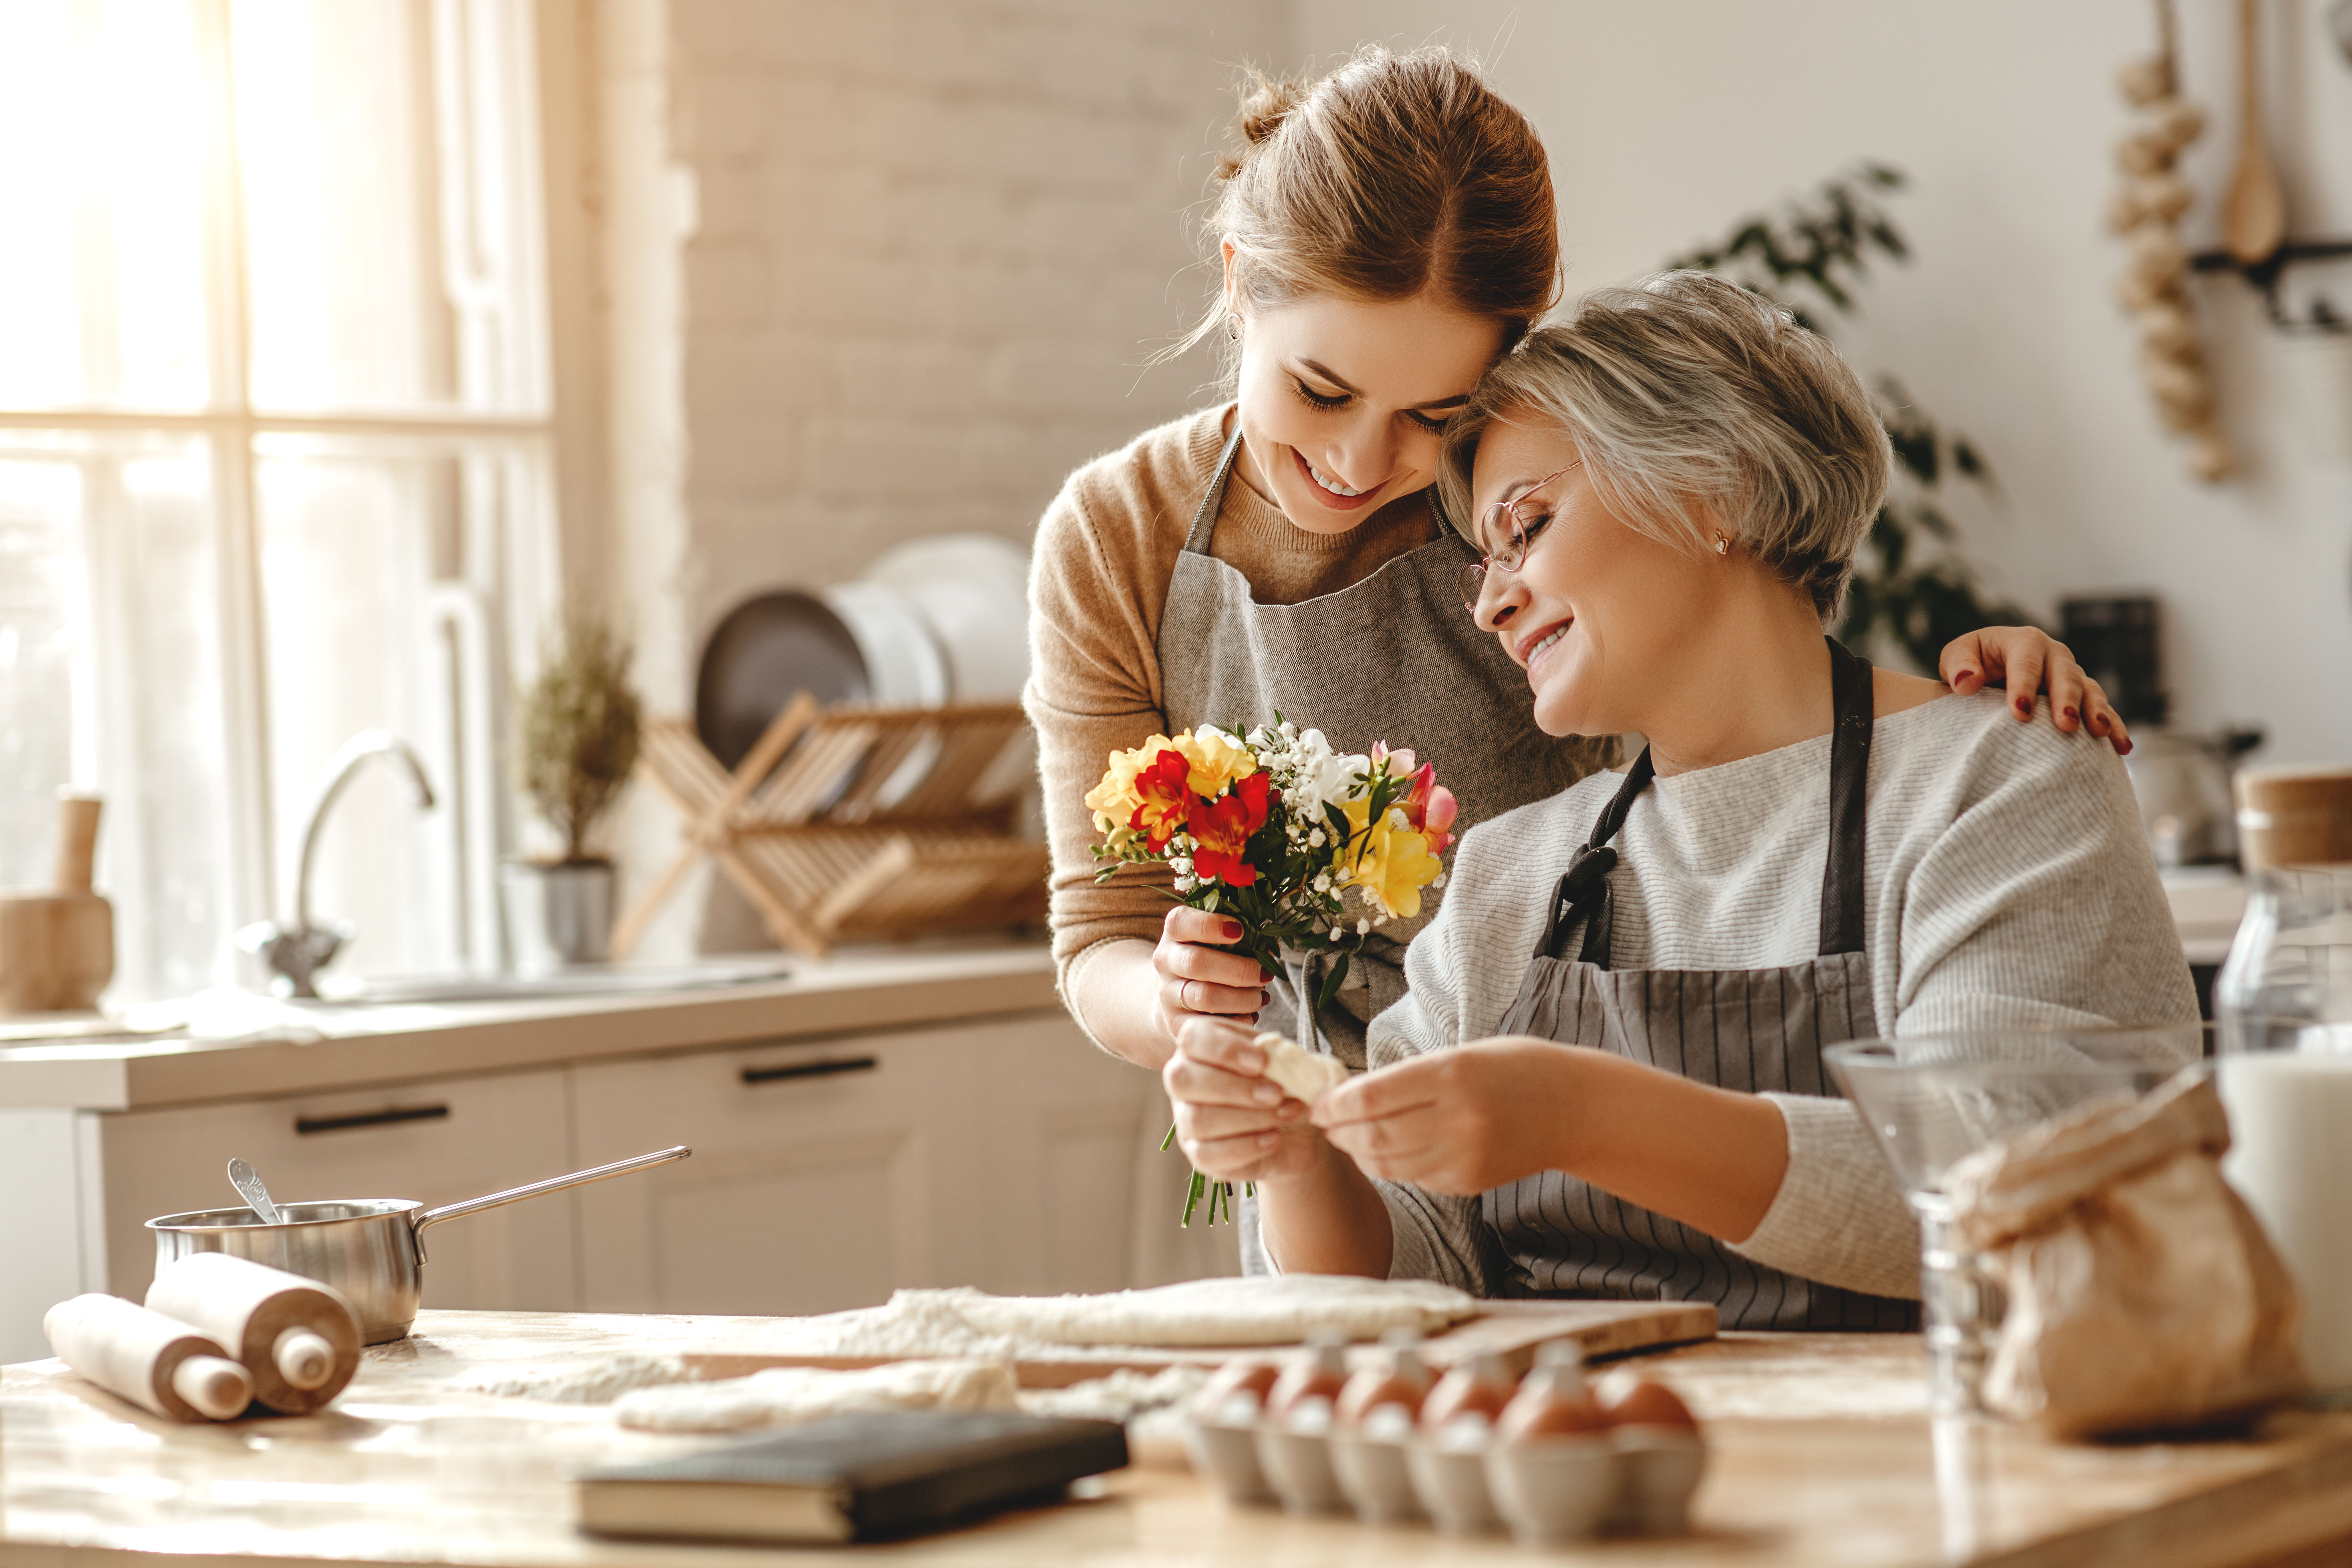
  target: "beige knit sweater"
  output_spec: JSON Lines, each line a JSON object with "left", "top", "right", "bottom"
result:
{"left": 1024, "top": 406, "right": 1441, "bottom": 985}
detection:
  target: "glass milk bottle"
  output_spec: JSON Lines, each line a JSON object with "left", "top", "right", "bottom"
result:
{"left": 2214, "top": 764, "right": 2352, "bottom": 1398}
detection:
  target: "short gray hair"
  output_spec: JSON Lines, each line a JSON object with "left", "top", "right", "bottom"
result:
{"left": 1438, "top": 270, "right": 1891, "bottom": 621}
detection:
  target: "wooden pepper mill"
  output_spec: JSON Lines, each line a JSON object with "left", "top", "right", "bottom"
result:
{"left": 0, "top": 793, "right": 115, "bottom": 1014}
{"left": 145, "top": 1254, "right": 363, "bottom": 1414}
{"left": 43, "top": 1294, "right": 254, "bottom": 1422}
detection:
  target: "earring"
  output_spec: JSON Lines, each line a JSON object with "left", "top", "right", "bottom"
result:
{"left": 1713, "top": 533, "right": 1729, "bottom": 555}
{"left": 1226, "top": 313, "right": 1242, "bottom": 342}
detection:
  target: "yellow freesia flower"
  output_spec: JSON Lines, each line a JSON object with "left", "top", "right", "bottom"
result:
{"left": 1172, "top": 727, "right": 1256, "bottom": 798}
{"left": 1084, "top": 735, "right": 1181, "bottom": 823}
{"left": 1347, "top": 806, "right": 1444, "bottom": 920}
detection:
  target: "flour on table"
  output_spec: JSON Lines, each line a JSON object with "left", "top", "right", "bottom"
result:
{"left": 460, "top": 1352, "right": 708, "bottom": 1405}
{"left": 942, "top": 1275, "right": 1475, "bottom": 1347}
{"left": 1257, "top": 1030, "right": 1348, "bottom": 1107}
{"left": 1015, "top": 1364, "right": 1210, "bottom": 1423}
{"left": 614, "top": 1359, "right": 1018, "bottom": 1433}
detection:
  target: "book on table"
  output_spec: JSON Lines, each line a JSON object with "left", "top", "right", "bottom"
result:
{"left": 575, "top": 1410, "right": 1131, "bottom": 1544}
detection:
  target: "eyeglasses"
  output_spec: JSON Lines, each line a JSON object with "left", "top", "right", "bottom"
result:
{"left": 1458, "top": 460, "right": 1584, "bottom": 613}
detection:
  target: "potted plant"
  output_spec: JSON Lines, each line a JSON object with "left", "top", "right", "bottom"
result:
{"left": 502, "top": 611, "right": 641, "bottom": 970}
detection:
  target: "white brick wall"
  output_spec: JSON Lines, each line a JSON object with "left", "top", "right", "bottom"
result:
{"left": 591, "top": 0, "right": 1295, "bottom": 954}
{"left": 666, "top": 0, "right": 1291, "bottom": 624}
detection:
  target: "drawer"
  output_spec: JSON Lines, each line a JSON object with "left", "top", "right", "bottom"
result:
{"left": 99, "top": 1068, "right": 579, "bottom": 1312}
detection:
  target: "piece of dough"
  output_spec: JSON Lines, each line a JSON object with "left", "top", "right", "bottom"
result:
{"left": 613, "top": 1358, "right": 1017, "bottom": 1433}
{"left": 939, "top": 1275, "right": 1477, "bottom": 1348}
{"left": 1257, "top": 1030, "right": 1348, "bottom": 1106}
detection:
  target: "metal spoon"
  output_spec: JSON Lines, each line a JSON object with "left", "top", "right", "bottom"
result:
{"left": 227, "top": 1157, "right": 283, "bottom": 1226}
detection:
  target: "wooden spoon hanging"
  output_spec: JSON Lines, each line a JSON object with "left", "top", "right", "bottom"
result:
{"left": 2221, "top": 0, "right": 2287, "bottom": 264}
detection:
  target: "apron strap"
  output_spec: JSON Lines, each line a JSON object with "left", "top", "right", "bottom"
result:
{"left": 1539, "top": 635, "right": 1874, "bottom": 967}
{"left": 1819, "top": 636, "right": 1874, "bottom": 957}
{"left": 1538, "top": 747, "right": 1656, "bottom": 964}
{"left": 1183, "top": 426, "right": 1247, "bottom": 556}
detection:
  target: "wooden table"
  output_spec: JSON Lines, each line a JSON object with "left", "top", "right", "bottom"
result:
{"left": 7, "top": 1310, "right": 2352, "bottom": 1567}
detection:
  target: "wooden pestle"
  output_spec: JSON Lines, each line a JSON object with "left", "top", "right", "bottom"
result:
{"left": 0, "top": 793, "right": 115, "bottom": 1014}
{"left": 145, "top": 1254, "right": 363, "bottom": 1414}
{"left": 44, "top": 1294, "right": 254, "bottom": 1421}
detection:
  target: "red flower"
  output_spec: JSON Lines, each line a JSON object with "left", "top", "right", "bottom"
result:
{"left": 1187, "top": 771, "right": 1273, "bottom": 888}
{"left": 1398, "top": 762, "right": 1458, "bottom": 854}
{"left": 1127, "top": 749, "right": 1193, "bottom": 850}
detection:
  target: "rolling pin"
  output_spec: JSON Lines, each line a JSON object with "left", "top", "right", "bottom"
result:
{"left": 43, "top": 1294, "right": 254, "bottom": 1421}
{"left": 145, "top": 1254, "right": 363, "bottom": 1414}
{"left": 0, "top": 793, "right": 115, "bottom": 1014}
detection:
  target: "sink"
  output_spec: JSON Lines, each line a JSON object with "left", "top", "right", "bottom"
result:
{"left": 311, "top": 957, "right": 797, "bottom": 1006}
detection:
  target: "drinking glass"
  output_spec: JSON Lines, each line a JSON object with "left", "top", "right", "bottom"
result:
{"left": 1825, "top": 1026, "right": 2203, "bottom": 1413}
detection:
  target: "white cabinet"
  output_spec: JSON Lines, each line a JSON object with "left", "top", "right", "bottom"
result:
{"left": 569, "top": 1011, "right": 1160, "bottom": 1316}
{"left": 96, "top": 1068, "right": 579, "bottom": 1312}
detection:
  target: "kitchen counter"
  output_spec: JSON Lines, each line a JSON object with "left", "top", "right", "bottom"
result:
{"left": 0, "top": 941, "right": 1058, "bottom": 1112}
{"left": 7, "top": 1310, "right": 2352, "bottom": 1568}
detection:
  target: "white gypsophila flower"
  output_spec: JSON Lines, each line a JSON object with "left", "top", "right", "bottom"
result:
{"left": 1432, "top": 872, "right": 1446, "bottom": 888}
{"left": 1169, "top": 858, "right": 1192, "bottom": 875}
{"left": 1174, "top": 875, "right": 1198, "bottom": 893}
{"left": 1313, "top": 873, "right": 1331, "bottom": 892}
{"left": 1307, "top": 828, "right": 1325, "bottom": 848}
{"left": 1356, "top": 918, "right": 1371, "bottom": 935}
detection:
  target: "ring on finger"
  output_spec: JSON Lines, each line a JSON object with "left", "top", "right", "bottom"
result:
{"left": 1182, "top": 978, "right": 1199, "bottom": 1012}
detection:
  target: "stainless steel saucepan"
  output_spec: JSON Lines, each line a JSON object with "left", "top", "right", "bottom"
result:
{"left": 147, "top": 1146, "right": 690, "bottom": 1344}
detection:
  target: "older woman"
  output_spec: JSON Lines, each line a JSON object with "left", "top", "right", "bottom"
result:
{"left": 1162, "top": 271, "right": 2198, "bottom": 1322}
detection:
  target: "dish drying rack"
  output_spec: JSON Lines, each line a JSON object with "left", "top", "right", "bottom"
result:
{"left": 612, "top": 694, "right": 1047, "bottom": 958}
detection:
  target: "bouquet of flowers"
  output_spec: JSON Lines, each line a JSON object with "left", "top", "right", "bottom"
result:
{"left": 1085, "top": 718, "right": 1458, "bottom": 1224}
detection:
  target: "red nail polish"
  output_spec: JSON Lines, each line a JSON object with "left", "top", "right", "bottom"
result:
{"left": 1223, "top": 920, "right": 1243, "bottom": 940}
{"left": 2062, "top": 706, "right": 2077, "bottom": 722}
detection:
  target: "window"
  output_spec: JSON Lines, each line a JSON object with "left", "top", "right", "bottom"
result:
{"left": 0, "top": 0, "right": 558, "bottom": 1001}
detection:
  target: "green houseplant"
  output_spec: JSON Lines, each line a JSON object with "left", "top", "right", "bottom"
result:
{"left": 1666, "top": 165, "right": 2036, "bottom": 670}
{"left": 502, "top": 611, "right": 642, "bottom": 969}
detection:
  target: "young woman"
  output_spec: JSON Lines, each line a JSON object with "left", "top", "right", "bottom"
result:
{"left": 1027, "top": 45, "right": 2128, "bottom": 1094}
{"left": 1160, "top": 273, "right": 2197, "bottom": 1320}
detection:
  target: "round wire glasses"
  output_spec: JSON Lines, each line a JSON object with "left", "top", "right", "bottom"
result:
{"left": 1458, "top": 459, "right": 1584, "bottom": 613}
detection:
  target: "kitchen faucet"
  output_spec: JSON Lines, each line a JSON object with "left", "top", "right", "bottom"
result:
{"left": 239, "top": 730, "right": 438, "bottom": 997}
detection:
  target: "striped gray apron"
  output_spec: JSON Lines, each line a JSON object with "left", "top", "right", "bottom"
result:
{"left": 1483, "top": 637, "right": 1918, "bottom": 1330}
{"left": 1159, "top": 424, "right": 1605, "bottom": 1272}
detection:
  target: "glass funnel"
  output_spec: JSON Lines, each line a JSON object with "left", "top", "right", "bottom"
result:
{"left": 1825, "top": 1025, "right": 2204, "bottom": 1413}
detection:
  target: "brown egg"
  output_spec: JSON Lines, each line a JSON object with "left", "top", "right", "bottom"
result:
{"left": 1420, "top": 1350, "right": 1519, "bottom": 1431}
{"left": 1597, "top": 1370, "right": 1700, "bottom": 1432}
{"left": 1265, "top": 1339, "right": 1349, "bottom": 1419}
{"left": 1337, "top": 1342, "right": 1432, "bottom": 1427}
{"left": 1192, "top": 1357, "right": 1280, "bottom": 1421}
{"left": 1497, "top": 1346, "right": 1608, "bottom": 1443}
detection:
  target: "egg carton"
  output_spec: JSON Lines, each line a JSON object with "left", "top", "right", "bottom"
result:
{"left": 1185, "top": 1398, "right": 1705, "bottom": 1544}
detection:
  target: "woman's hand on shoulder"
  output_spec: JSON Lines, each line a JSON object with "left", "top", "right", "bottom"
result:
{"left": 1153, "top": 906, "right": 1271, "bottom": 1044}
{"left": 1937, "top": 627, "right": 2134, "bottom": 755}
{"left": 1164, "top": 1017, "right": 1327, "bottom": 1183}
{"left": 1311, "top": 1038, "right": 1577, "bottom": 1195}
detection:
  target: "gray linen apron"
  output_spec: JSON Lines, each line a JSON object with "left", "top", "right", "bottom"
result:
{"left": 1481, "top": 638, "right": 1918, "bottom": 1329}
{"left": 1156, "top": 426, "right": 1600, "bottom": 1273}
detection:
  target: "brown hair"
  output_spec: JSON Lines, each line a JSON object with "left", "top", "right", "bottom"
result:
{"left": 1439, "top": 271, "right": 1892, "bottom": 622}
{"left": 1179, "top": 46, "right": 1560, "bottom": 355}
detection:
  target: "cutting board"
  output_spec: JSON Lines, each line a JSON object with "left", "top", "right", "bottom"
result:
{"left": 679, "top": 1298, "right": 1717, "bottom": 1390}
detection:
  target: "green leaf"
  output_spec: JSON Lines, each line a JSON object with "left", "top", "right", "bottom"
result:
{"left": 1317, "top": 950, "right": 1352, "bottom": 1012}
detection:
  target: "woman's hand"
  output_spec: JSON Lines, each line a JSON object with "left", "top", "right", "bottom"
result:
{"left": 1164, "top": 1017, "right": 1325, "bottom": 1183}
{"left": 1153, "top": 906, "right": 1270, "bottom": 1044}
{"left": 1311, "top": 1039, "right": 1577, "bottom": 1195}
{"left": 1937, "top": 627, "right": 2134, "bottom": 755}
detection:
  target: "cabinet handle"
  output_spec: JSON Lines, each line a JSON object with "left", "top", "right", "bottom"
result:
{"left": 740, "top": 1055, "right": 879, "bottom": 1087}
{"left": 295, "top": 1104, "right": 452, "bottom": 1136}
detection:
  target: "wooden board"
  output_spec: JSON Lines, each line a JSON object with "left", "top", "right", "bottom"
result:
{"left": 678, "top": 1298, "right": 1718, "bottom": 1389}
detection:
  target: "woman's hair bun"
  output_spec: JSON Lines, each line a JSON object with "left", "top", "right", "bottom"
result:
{"left": 1215, "top": 71, "right": 1306, "bottom": 180}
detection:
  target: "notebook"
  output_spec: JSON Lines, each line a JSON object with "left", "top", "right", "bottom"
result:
{"left": 575, "top": 1410, "right": 1130, "bottom": 1544}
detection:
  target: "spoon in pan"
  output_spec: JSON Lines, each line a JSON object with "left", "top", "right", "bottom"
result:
{"left": 227, "top": 1157, "right": 284, "bottom": 1226}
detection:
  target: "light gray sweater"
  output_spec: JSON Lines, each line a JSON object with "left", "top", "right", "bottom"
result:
{"left": 1366, "top": 690, "right": 2201, "bottom": 1300}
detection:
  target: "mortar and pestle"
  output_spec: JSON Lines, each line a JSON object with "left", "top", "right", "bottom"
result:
{"left": 0, "top": 793, "right": 114, "bottom": 1014}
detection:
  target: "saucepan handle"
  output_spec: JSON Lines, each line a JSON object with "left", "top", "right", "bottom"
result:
{"left": 412, "top": 1146, "right": 691, "bottom": 1234}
